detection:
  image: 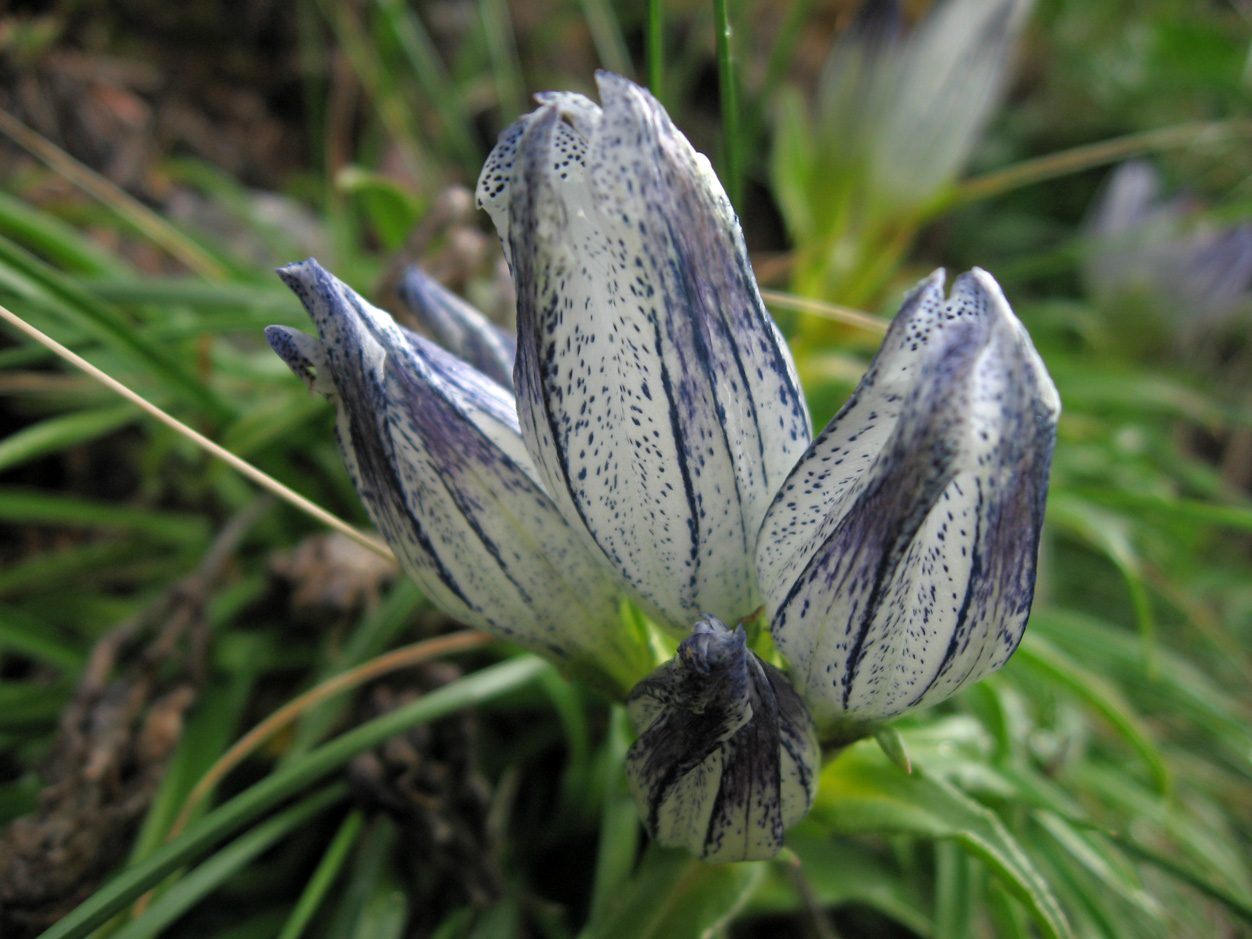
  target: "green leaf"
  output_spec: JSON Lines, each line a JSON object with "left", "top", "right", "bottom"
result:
{"left": 0, "top": 603, "right": 83, "bottom": 670}
{"left": 587, "top": 709, "right": 642, "bottom": 929}
{"left": 813, "top": 741, "right": 1073, "bottom": 939}
{"left": 749, "top": 827, "right": 931, "bottom": 934}
{"left": 582, "top": 844, "right": 767, "bottom": 939}
{"left": 1047, "top": 494, "right": 1157, "bottom": 657}
{"left": 335, "top": 166, "right": 424, "bottom": 251}
{"left": 0, "top": 488, "right": 210, "bottom": 547}
{"left": 769, "top": 88, "right": 817, "bottom": 244}
{"left": 1015, "top": 634, "right": 1170, "bottom": 794}
{"left": 0, "top": 404, "right": 137, "bottom": 473}
{"left": 875, "top": 724, "right": 912, "bottom": 774}
{"left": 0, "top": 234, "right": 230, "bottom": 421}
{"left": 0, "top": 189, "right": 120, "bottom": 275}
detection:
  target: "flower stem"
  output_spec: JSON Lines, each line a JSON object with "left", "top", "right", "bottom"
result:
{"left": 713, "top": 0, "right": 742, "bottom": 208}
{"left": 647, "top": 0, "right": 664, "bottom": 105}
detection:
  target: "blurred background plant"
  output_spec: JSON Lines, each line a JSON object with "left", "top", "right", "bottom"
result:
{"left": 0, "top": 0, "right": 1250, "bottom": 937}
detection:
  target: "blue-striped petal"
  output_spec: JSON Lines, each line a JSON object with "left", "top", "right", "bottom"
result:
{"left": 757, "top": 269, "right": 1059, "bottom": 730}
{"left": 476, "top": 72, "right": 812, "bottom": 632}
{"left": 625, "top": 616, "right": 819, "bottom": 862}
{"left": 397, "top": 266, "right": 516, "bottom": 392}
{"left": 268, "top": 260, "right": 648, "bottom": 693}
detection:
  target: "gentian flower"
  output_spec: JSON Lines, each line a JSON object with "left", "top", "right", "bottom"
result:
{"left": 268, "top": 72, "right": 1059, "bottom": 862}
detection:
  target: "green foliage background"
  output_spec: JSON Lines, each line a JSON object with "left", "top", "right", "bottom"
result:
{"left": 0, "top": 1, "right": 1250, "bottom": 936}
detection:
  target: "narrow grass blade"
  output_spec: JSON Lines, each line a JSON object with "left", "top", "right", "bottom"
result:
{"left": 1016, "top": 635, "right": 1170, "bottom": 794}
{"left": 586, "top": 709, "right": 641, "bottom": 930}
{"left": 0, "top": 488, "right": 210, "bottom": 546}
{"left": 0, "top": 404, "right": 137, "bottom": 473}
{"left": 0, "top": 301, "right": 391, "bottom": 560}
{"left": 0, "top": 540, "right": 151, "bottom": 598}
{"left": 815, "top": 742, "right": 1074, "bottom": 939}
{"left": 0, "top": 190, "right": 119, "bottom": 275}
{"left": 713, "top": 0, "right": 742, "bottom": 207}
{"left": 169, "top": 631, "right": 492, "bottom": 838}
{"left": 275, "top": 810, "right": 365, "bottom": 939}
{"left": 372, "top": 0, "right": 480, "bottom": 170}
{"left": 954, "top": 120, "right": 1252, "bottom": 208}
{"left": 36, "top": 656, "right": 548, "bottom": 939}
{"left": 647, "top": 0, "right": 664, "bottom": 104}
{"left": 109, "top": 786, "right": 348, "bottom": 939}
{"left": 0, "top": 109, "right": 230, "bottom": 279}
{"left": 578, "top": 0, "right": 633, "bottom": 77}
{"left": 311, "top": 0, "right": 430, "bottom": 182}
{"left": 0, "top": 236, "right": 230, "bottom": 420}
{"left": 81, "top": 277, "right": 294, "bottom": 315}
{"left": 0, "top": 603, "right": 84, "bottom": 670}
{"left": 479, "top": 0, "right": 527, "bottom": 119}
{"left": 1070, "top": 486, "right": 1252, "bottom": 534}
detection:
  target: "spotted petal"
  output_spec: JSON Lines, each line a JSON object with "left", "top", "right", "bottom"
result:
{"left": 397, "top": 265, "right": 516, "bottom": 392}
{"left": 625, "top": 616, "right": 819, "bottom": 862}
{"left": 757, "top": 269, "right": 1059, "bottom": 729}
{"left": 478, "top": 72, "right": 812, "bottom": 632}
{"left": 268, "top": 260, "right": 647, "bottom": 694}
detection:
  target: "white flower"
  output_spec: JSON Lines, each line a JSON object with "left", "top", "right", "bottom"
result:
{"left": 1083, "top": 160, "right": 1252, "bottom": 338}
{"left": 269, "top": 72, "right": 1059, "bottom": 861}
{"left": 626, "top": 615, "right": 820, "bottom": 862}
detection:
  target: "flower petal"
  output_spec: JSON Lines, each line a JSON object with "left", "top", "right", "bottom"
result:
{"left": 397, "top": 266, "right": 517, "bottom": 392}
{"left": 268, "top": 260, "right": 647, "bottom": 693}
{"left": 757, "top": 269, "right": 1059, "bottom": 728}
{"left": 478, "top": 72, "right": 812, "bottom": 631}
{"left": 625, "top": 616, "right": 819, "bottom": 862}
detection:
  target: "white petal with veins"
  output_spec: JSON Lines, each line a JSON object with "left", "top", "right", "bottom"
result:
{"left": 758, "top": 269, "right": 1059, "bottom": 727}
{"left": 482, "top": 72, "right": 812, "bottom": 631}
{"left": 269, "top": 261, "right": 645, "bottom": 690}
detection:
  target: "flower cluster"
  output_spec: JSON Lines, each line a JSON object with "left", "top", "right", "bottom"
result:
{"left": 268, "top": 72, "right": 1059, "bottom": 862}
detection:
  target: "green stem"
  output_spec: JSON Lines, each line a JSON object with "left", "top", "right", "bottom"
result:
{"left": 480, "top": 0, "right": 527, "bottom": 120}
{"left": 648, "top": 0, "right": 664, "bottom": 103}
{"left": 951, "top": 119, "right": 1252, "bottom": 208}
{"left": 579, "top": 0, "right": 633, "bottom": 77}
{"left": 713, "top": 0, "right": 742, "bottom": 208}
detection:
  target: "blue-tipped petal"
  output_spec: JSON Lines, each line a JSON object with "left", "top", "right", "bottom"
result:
{"left": 397, "top": 266, "right": 516, "bottom": 392}
{"left": 757, "top": 269, "right": 1059, "bottom": 729}
{"left": 268, "top": 260, "right": 646, "bottom": 693}
{"left": 625, "top": 616, "right": 819, "bottom": 862}
{"left": 478, "top": 72, "right": 812, "bottom": 632}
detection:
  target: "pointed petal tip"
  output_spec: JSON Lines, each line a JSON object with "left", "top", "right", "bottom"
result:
{"left": 265, "top": 324, "right": 333, "bottom": 395}
{"left": 960, "top": 266, "right": 1007, "bottom": 304}
{"left": 911, "top": 267, "right": 948, "bottom": 302}
{"left": 275, "top": 259, "right": 341, "bottom": 329}
{"left": 594, "top": 71, "right": 667, "bottom": 133}
{"left": 275, "top": 258, "right": 395, "bottom": 354}
{"left": 263, "top": 323, "right": 299, "bottom": 357}
{"left": 274, "top": 258, "right": 325, "bottom": 290}
{"left": 592, "top": 68, "right": 630, "bottom": 93}
{"left": 959, "top": 267, "right": 1062, "bottom": 418}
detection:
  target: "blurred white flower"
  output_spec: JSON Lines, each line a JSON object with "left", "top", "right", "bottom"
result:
{"left": 1084, "top": 160, "right": 1252, "bottom": 339}
{"left": 773, "top": 0, "right": 1034, "bottom": 300}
